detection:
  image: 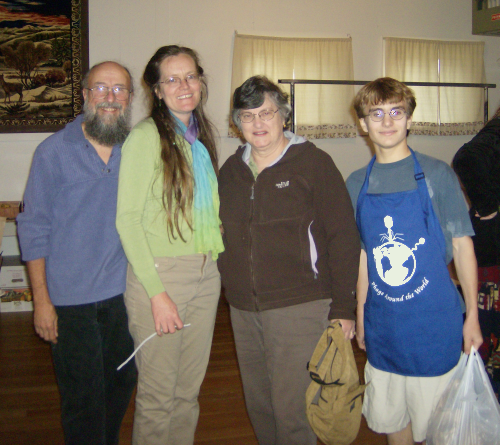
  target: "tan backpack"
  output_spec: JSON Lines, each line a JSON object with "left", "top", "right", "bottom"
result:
{"left": 306, "top": 321, "right": 366, "bottom": 445}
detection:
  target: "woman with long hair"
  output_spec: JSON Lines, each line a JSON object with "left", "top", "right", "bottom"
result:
{"left": 116, "top": 45, "right": 224, "bottom": 445}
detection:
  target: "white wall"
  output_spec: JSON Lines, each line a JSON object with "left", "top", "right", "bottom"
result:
{"left": 1, "top": 0, "right": 499, "bottom": 200}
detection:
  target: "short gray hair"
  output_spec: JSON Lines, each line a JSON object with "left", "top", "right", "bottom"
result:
{"left": 231, "top": 76, "right": 291, "bottom": 131}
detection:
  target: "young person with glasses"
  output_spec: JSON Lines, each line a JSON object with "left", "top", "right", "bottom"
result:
{"left": 346, "top": 77, "right": 483, "bottom": 445}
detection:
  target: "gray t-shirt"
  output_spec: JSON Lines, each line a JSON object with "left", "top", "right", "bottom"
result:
{"left": 346, "top": 151, "right": 474, "bottom": 265}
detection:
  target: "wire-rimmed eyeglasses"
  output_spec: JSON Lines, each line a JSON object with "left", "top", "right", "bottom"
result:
{"left": 239, "top": 109, "right": 279, "bottom": 124}
{"left": 86, "top": 85, "right": 131, "bottom": 101}
{"left": 159, "top": 74, "right": 201, "bottom": 87}
{"left": 365, "top": 107, "right": 407, "bottom": 122}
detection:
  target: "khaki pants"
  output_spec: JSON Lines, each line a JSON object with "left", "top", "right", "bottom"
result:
{"left": 230, "top": 299, "right": 331, "bottom": 445}
{"left": 124, "top": 254, "right": 220, "bottom": 445}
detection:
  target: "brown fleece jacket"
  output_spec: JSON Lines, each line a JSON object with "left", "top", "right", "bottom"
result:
{"left": 218, "top": 140, "right": 360, "bottom": 320}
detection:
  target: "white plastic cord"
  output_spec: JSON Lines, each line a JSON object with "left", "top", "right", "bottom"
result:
{"left": 117, "top": 323, "right": 191, "bottom": 371}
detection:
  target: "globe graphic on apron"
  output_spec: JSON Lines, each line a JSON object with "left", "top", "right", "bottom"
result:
{"left": 374, "top": 242, "right": 416, "bottom": 286}
{"left": 373, "top": 216, "right": 425, "bottom": 287}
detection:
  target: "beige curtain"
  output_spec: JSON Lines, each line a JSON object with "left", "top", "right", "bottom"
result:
{"left": 230, "top": 33, "right": 356, "bottom": 139}
{"left": 384, "top": 37, "right": 486, "bottom": 135}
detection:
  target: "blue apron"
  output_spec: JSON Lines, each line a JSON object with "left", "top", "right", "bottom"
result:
{"left": 356, "top": 150, "right": 462, "bottom": 377}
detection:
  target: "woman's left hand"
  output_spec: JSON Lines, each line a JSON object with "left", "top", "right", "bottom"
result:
{"left": 331, "top": 319, "right": 356, "bottom": 340}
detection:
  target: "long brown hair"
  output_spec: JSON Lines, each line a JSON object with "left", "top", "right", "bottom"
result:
{"left": 143, "top": 45, "right": 218, "bottom": 241}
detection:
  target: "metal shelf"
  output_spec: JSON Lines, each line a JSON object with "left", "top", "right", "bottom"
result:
{"left": 278, "top": 79, "right": 496, "bottom": 133}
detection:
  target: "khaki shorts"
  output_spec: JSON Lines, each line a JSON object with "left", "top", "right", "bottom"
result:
{"left": 362, "top": 360, "right": 458, "bottom": 442}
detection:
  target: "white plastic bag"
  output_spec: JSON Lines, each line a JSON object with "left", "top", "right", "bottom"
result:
{"left": 427, "top": 346, "right": 500, "bottom": 445}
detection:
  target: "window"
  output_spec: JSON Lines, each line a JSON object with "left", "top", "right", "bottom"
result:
{"left": 384, "top": 37, "right": 486, "bottom": 135}
{"left": 230, "top": 33, "right": 356, "bottom": 139}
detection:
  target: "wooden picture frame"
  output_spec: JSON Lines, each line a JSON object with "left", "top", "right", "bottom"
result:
{"left": 0, "top": 0, "right": 89, "bottom": 133}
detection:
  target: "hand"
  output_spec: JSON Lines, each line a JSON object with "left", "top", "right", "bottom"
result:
{"left": 356, "top": 321, "right": 366, "bottom": 351}
{"left": 34, "top": 300, "right": 58, "bottom": 344}
{"left": 331, "top": 319, "right": 356, "bottom": 340}
{"left": 463, "top": 314, "right": 483, "bottom": 355}
{"left": 150, "top": 291, "right": 183, "bottom": 336}
{"left": 27, "top": 259, "right": 57, "bottom": 343}
{"left": 475, "top": 211, "right": 497, "bottom": 221}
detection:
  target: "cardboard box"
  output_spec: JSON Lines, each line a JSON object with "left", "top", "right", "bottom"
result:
{"left": 0, "top": 201, "right": 21, "bottom": 220}
{"left": 0, "top": 202, "right": 21, "bottom": 220}
{"left": 0, "top": 256, "right": 30, "bottom": 289}
{"left": 3, "top": 220, "right": 17, "bottom": 237}
{"left": 0, "top": 288, "right": 33, "bottom": 312}
{"left": 1, "top": 234, "right": 21, "bottom": 256}
{"left": 0, "top": 216, "right": 5, "bottom": 253}
{"left": 1, "top": 220, "right": 21, "bottom": 256}
{"left": 0, "top": 219, "right": 32, "bottom": 312}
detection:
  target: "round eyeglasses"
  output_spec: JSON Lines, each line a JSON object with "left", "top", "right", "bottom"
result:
{"left": 365, "top": 107, "right": 407, "bottom": 122}
{"left": 86, "top": 85, "right": 131, "bottom": 101}
{"left": 159, "top": 74, "right": 201, "bottom": 87}
{"left": 239, "top": 109, "right": 279, "bottom": 124}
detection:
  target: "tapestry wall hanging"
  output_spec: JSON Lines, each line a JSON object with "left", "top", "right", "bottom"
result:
{"left": 0, "top": 0, "right": 88, "bottom": 133}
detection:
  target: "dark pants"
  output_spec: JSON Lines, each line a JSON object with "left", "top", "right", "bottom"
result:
{"left": 51, "top": 294, "right": 137, "bottom": 445}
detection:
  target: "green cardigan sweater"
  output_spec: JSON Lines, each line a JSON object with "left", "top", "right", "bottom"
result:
{"left": 116, "top": 118, "right": 196, "bottom": 298}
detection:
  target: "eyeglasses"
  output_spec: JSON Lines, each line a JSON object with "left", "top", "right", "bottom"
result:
{"left": 159, "top": 74, "right": 201, "bottom": 87}
{"left": 365, "top": 107, "right": 407, "bottom": 122}
{"left": 239, "top": 109, "right": 279, "bottom": 123}
{"left": 86, "top": 85, "right": 131, "bottom": 101}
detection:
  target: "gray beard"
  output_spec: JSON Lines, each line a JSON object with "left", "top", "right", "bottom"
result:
{"left": 83, "top": 101, "right": 132, "bottom": 146}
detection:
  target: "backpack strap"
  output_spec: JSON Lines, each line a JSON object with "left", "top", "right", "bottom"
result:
{"left": 308, "top": 322, "right": 345, "bottom": 386}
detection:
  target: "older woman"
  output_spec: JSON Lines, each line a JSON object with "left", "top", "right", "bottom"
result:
{"left": 116, "top": 46, "right": 223, "bottom": 445}
{"left": 218, "top": 76, "right": 360, "bottom": 445}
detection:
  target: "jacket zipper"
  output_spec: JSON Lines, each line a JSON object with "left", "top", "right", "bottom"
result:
{"left": 249, "top": 182, "right": 258, "bottom": 308}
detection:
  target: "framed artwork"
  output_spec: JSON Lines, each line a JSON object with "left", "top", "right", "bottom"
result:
{"left": 0, "top": 0, "right": 89, "bottom": 133}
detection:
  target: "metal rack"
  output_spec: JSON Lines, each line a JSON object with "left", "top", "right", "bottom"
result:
{"left": 278, "top": 79, "right": 497, "bottom": 133}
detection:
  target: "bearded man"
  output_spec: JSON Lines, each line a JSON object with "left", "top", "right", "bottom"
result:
{"left": 17, "top": 61, "right": 137, "bottom": 445}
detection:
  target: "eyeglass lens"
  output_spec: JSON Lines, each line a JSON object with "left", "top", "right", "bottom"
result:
{"left": 91, "top": 86, "right": 129, "bottom": 100}
{"left": 162, "top": 75, "right": 200, "bottom": 86}
{"left": 240, "top": 109, "right": 277, "bottom": 123}
{"left": 369, "top": 108, "right": 405, "bottom": 122}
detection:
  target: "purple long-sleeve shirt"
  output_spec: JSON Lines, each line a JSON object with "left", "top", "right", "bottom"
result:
{"left": 17, "top": 115, "right": 127, "bottom": 306}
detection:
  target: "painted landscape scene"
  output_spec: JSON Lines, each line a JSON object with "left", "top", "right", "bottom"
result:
{"left": 0, "top": 1, "right": 85, "bottom": 131}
